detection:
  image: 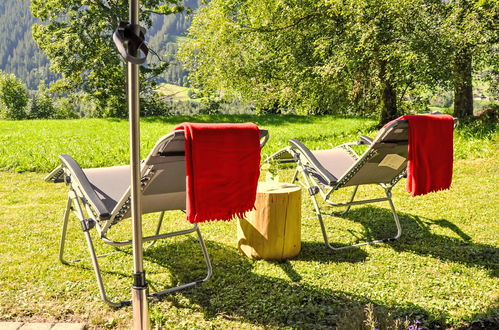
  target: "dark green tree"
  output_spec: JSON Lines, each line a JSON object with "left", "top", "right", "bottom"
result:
{"left": 28, "top": 83, "right": 56, "bottom": 119}
{"left": 30, "top": 0, "right": 186, "bottom": 117}
{"left": 0, "top": 70, "right": 29, "bottom": 119}
{"left": 180, "top": 0, "right": 452, "bottom": 124}
{"left": 0, "top": 0, "right": 56, "bottom": 90}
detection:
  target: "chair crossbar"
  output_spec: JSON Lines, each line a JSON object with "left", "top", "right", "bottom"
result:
{"left": 101, "top": 226, "right": 199, "bottom": 247}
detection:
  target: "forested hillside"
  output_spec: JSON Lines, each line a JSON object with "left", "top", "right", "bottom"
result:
{"left": 0, "top": 0, "right": 198, "bottom": 90}
{"left": 0, "top": 0, "right": 55, "bottom": 90}
{"left": 148, "top": 0, "right": 200, "bottom": 86}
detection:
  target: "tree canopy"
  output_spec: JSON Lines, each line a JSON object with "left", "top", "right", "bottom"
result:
{"left": 180, "top": 0, "right": 497, "bottom": 123}
{"left": 0, "top": 70, "right": 28, "bottom": 119}
{"left": 30, "top": 0, "right": 188, "bottom": 117}
{"left": 443, "top": 0, "right": 498, "bottom": 118}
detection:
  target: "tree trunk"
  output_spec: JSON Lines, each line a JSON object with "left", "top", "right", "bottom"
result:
{"left": 379, "top": 61, "right": 398, "bottom": 126}
{"left": 453, "top": 48, "right": 473, "bottom": 118}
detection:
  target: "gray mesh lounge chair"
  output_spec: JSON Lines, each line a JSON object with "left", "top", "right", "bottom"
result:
{"left": 46, "top": 128, "right": 269, "bottom": 307}
{"left": 265, "top": 117, "right": 455, "bottom": 250}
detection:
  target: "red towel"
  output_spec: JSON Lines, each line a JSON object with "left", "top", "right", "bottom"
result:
{"left": 174, "top": 122, "right": 261, "bottom": 223}
{"left": 399, "top": 114, "right": 454, "bottom": 196}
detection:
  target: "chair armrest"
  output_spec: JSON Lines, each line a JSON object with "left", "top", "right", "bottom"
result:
{"left": 58, "top": 154, "right": 111, "bottom": 220}
{"left": 358, "top": 135, "right": 373, "bottom": 145}
{"left": 45, "top": 165, "right": 65, "bottom": 183}
{"left": 289, "top": 139, "right": 337, "bottom": 185}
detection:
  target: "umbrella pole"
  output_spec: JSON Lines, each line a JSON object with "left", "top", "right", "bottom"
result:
{"left": 128, "top": 0, "right": 150, "bottom": 329}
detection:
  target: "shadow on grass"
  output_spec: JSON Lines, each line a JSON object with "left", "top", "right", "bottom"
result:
{"left": 266, "top": 242, "right": 369, "bottom": 282}
{"left": 143, "top": 239, "right": 440, "bottom": 328}
{"left": 294, "top": 241, "right": 368, "bottom": 264}
{"left": 332, "top": 206, "right": 499, "bottom": 277}
{"left": 457, "top": 303, "right": 499, "bottom": 330}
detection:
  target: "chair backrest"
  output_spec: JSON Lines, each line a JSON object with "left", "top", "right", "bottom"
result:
{"left": 337, "top": 119, "right": 409, "bottom": 187}
{"left": 107, "top": 128, "right": 269, "bottom": 229}
{"left": 138, "top": 130, "right": 187, "bottom": 215}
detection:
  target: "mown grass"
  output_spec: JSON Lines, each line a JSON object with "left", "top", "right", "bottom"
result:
{"left": 0, "top": 115, "right": 496, "bottom": 172}
{"left": 0, "top": 115, "right": 497, "bottom": 329}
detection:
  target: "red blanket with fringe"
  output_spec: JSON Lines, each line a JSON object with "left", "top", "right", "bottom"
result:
{"left": 400, "top": 114, "right": 454, "bottom": 196}
{"left": 174, "top": 122, "right": 261, "bottom": 223}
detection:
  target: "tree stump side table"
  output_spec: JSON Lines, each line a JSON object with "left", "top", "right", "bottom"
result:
{"left": 237, "top": 181, "right": 301, "bottom": 260}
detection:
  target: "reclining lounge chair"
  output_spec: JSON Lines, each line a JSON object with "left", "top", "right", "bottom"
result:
{"left": 45, "top": 128, "right": 269, "bottom": 307}
{"left": 266, "top": 117, "right": 455, "bottom": 250}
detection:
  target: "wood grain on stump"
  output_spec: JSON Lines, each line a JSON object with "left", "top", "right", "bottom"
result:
{"left": 237, "top": 181, "right": 301, "bottom": 260}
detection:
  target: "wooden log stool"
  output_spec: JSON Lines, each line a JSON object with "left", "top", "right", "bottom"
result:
{"left": 237, "top": 181, "right": 301, "bottom": 260}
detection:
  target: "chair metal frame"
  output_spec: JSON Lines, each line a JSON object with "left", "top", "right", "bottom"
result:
{"left": 267, "top": 117, "right": 455, "bottom": 250}
{"left": 272, "top": 141, "right": 403, "bottom": 251}
{"left": 265, "top": 121, "right": 414, "bottom": 250}
{"left": 46, "top": 129, "right": 269, "bottom": 307}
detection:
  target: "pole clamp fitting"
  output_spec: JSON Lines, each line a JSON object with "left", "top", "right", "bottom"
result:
{"left": 80, "top": 218, "right": 96, "bottom": 232}
{"left": 133, "top": 271, "right": 148, "bottom": 289}
{"left": 308, "top": 186, "right": 319, "bottom": 196}
{"left": 113, "top": 21, "right": 149, "bottom": 65}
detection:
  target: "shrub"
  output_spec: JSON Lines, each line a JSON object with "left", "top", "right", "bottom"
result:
{"left": 140, "top": 92, "right": 171, "bottom": 117}
{"left": 0, "top": 71, "right": 29, "bottom": 119}
{"left": 101, "top": 94, "right": 127, "bottom": 118}
{"left": 28, "top": 84, "right": 56, "bottom": 119}
{"left": 53, "top": 97, "right": 80, "bottom": 119}
{"left": 474, "top": 103, "right": 498, "bottom": 122}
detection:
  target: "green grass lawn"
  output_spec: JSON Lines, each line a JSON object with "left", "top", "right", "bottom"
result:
{"left": 0, "top": 115, "right": 497, "bottom": 329}
{"left": 0, "top": 115, "right": 496, "bottom": 173}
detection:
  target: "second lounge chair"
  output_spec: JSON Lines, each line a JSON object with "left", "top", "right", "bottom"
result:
{"left": 265, "top": 116, "right": 455, "bottom": 250}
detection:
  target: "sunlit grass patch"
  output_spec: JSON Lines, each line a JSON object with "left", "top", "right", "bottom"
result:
{"left": 0, "top": 114, "right": 495, "bottom": 172}
{"left": 0, "top": 159, "right": 497, "bottom": 328}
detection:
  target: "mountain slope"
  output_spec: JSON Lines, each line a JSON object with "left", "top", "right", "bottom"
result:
{"left": 0, "top": 0, "right": 199, "bottom": 90}
{"left": 0, "top": 0, "right": 54, "bottom": 89}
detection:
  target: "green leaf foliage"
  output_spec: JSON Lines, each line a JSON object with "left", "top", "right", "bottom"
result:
{"left": 179, "top": 0, "right": 452, "bottom": 122}
{"left": 30, "top": 0, "right": 188, "bottom": 117}
{"left": 179, "top": 0, "right": 497, "bottom": 124}
{"left": 0, "top": 70, "right": 29, "bottom": 119}
{"left": 442, "top": 0, "right": 498, "bottom": 118}
{"left": 0, "top": 0, "right": 201, "bottom": 91}
{"left": 27, "top": 83, "right": 56, "bottom": 119}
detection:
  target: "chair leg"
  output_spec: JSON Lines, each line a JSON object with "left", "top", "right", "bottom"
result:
{"left": 144, "top": 211, "right": 165, "bottom": 249}
{"left": 385, "top": 188, "right": 402, "bottom": 240}
{"left": 195, "top": 224, "right": 213, "bottom": 281}
{"left": 67, "top": 193, "right": 129, "bottom": 307}
{"left": 310, "top": 192, "right": 333, "bottom": 248}
{"left": 149, "top": 223, "right": 213, "bottom": 298}
{"left": 312, "top": 187, "right": 402, "bottom": 250}
{"left": 82, "top": 223, "right": 129, "bottom": 307}
{"left": 58, "top": 196, "right": 72, "bottom": 264}
{"left": 291, "top": 168, "right": 299, "bottom": 183}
